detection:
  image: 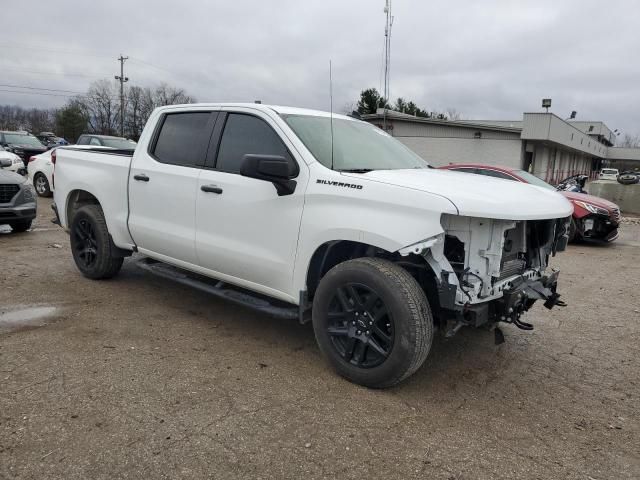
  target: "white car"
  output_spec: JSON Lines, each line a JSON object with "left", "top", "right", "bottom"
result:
{"left": 28, "top": 145, "right": 113, "bottom": 197}
{"left": 27, "top": 149, "right": 55, "bottom": 197}
{"left": 599, "top": 168, "right": 619, "bottom": 181}
{"left": 0, "top": 146, "right": 25, "bottom": 174}
{"left": 52, "top": 103, "right": 572, "bottom": 388}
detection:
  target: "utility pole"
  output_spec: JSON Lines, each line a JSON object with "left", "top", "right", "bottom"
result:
{"left": 115, "top": 55, "right": 129, "bottom": 137}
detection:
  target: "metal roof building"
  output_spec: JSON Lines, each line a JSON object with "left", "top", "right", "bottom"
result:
{"left": 362, "top": 110, "right": 639, "bottom": 183}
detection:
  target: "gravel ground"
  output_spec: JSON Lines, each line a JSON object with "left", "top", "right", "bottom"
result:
{"left": 1, "top": 197, "right": 639, "bottom": 480}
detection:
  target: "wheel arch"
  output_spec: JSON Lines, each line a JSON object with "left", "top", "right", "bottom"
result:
{"left": 65, "top": 189, "right": 102, "bottom": 227}
{"left": 303, "top": 240, "right": 443, "bottom": 323}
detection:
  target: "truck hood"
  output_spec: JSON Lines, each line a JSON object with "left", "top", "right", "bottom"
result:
{"left": 343, "top": 168, "right": 573, "bottom": 220}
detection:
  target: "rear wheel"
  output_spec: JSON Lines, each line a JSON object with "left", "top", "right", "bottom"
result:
{"left": 70, "top": 205, "right": 123, "bottom": 279}
{"left": 9, "top": 220, "right": 32, "bottom": 233}
{"left": 34, "top": 173, "right": 52, "bottom": 197}
{"left": 312, "top": 257, "right": 433, "bottom": 388}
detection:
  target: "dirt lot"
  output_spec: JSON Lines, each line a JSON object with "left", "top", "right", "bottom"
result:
{"left": 1, "top": 197, "right": 639, "bottom": 480}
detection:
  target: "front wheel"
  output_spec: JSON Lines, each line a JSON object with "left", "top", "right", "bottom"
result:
{"left": 70, "top": 205, "right": 123, "bottom": 279}
{"left": 568, "top": 217, "right": 582, "bottom": 243}
{"left": 312, "top": 257, "right": 433, "bottom": 388}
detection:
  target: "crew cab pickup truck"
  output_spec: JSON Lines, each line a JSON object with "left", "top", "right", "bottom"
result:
{"left": 52, "top": 104, "right": 572, "bottom": 388}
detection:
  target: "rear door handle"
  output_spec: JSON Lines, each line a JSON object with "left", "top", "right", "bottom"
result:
{"left": 133, "top": 174, "right": 149, "bottom": 182}
{"left": 201, "top": 185, "right": 223, "bottom": 194}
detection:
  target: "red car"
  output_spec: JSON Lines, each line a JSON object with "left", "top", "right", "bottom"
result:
{"left": 439, "top": 164, "right": 620, "bottom": 242}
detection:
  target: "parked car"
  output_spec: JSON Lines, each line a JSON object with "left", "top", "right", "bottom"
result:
{"left": 27, "top": 149, "right": 55, "bottom": 197}
{"left": 617, "top": 170, "right": 640, "bottom": 185}
{"left": 0, "top": 159, "right": 37, "bottom": 232}
{"left": 440, "top": 164, "right": 621, "bottom": 242}
{"left": 0, "top": 131, "right": 48, "bottom": 166}
{"left": 76, "top": 134, "right": 137, "bottom": 149}
{"left": 27, "top": 145, "right": 113, "bottom": 197}
{"left": 37, "top": 132, "right": 69, "bottom": 147}
{"left": 52, "top": 104, "right": 572, "bottom": 388}
{"left": 0, "top": 145, "right": 26, "bottom": 175}
{"left": 598, "top": 168, "right": 619, "bottom": 181}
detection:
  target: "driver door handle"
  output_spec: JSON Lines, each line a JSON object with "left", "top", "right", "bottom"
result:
{"left": 201, "top": 184, "right": 223, "bottom": 194}
{"left": 133, "top": 174, "right": 150, "bottom": 182}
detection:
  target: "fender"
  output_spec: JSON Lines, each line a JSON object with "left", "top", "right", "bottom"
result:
{"left": 292, "top": 166, "right": 458, "bottom": 296}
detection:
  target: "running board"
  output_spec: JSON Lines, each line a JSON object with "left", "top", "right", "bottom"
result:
{"left": 136, "top": 258, "right": 299, "bottom": 320}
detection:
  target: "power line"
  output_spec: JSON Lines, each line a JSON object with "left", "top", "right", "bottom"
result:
{"left": 0, "top": 67, "right": 107, "bottom": 79}
{"left": 0, "top": 83, "right": 86, "bottom": 94}
{"left": 128, "top": 57, "right": 175, "bottom": 76}
{"left": 0, "top": 89, "right": 77, "bottom": 98}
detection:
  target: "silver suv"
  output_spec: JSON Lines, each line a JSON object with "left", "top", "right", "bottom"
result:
{"left": 0, "top": 159, "right": 37, "bottom": 232}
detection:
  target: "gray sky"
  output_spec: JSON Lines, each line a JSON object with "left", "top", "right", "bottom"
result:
{"left": 2, "top": 0, "right": 639, "bottom": 135}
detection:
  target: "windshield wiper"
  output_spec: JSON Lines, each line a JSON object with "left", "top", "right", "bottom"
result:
{"left": 338, "top": 168, "right": 375, "bottom": 173}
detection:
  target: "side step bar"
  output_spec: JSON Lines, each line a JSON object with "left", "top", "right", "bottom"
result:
{"left": 137, "top": 258, "right": 299, "bottom": 320}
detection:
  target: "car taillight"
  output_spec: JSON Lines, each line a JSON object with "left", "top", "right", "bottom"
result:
{"left": 28, "top": 156, "right": 36, "bottom": 163}
{"left": 51, "top": 150, "right": 56, "bottom": 188}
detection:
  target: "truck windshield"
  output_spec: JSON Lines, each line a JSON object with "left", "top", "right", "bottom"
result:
{"left": 282, "top": 114, "right": 428, "bottom": 171}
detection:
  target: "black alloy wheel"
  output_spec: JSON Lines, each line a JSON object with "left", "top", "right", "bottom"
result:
{"left": 326, "top": 283, "right": 394, "bottom": 368}
{"left": 312, "top": 257, "right": 433, "bottom": 388}
{"left": 73, "top": 218, "right": 98, "bottom": 268}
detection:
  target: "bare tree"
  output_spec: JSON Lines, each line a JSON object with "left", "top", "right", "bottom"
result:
{"left": 153, "top": 83, "right": 195, "bottom": 106}
{"left": 0, "top": 105, "right": 56, "bottom": 133}
{"left": 123, "top": 83, "right": 195, "bottom": 140}
{"left": 445, "top": 108, "right": 462, "bottom": 121}
{"left": 82, "top": 80, "right": 119, "bottom": 135}
{"left": 619, "top": 133, "right": 640, "bottom": 148}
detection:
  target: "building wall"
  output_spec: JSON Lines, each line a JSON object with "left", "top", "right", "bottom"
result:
{"left": 522, "top": 113, "right": 609, "bottom": 157}
{"left": 531, "top": 146, "right": 597, "bottom": 184}
{"left": 397, "top": 137, "right": 523, "bottom": 168}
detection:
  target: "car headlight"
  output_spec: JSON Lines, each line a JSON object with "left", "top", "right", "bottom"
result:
{"left": 574, "top": 201, "right": 609, "bottom": 216}
{"left": 13, "top": 157, "right": 22, "bottom": 164}
{"left": 22, "top": 184, "right": 36, "bottom": 201}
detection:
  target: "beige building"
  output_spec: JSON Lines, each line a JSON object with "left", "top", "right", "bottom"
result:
{"left": 362, "top": 110, "right": 640, "bottom": 182}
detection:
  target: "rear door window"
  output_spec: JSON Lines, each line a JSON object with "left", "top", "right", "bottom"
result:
{"left": 152, "top": 112, "right": 215, "bottom": 168}
{"left": 215, "top": 114, "right": 294, "bottom": 174}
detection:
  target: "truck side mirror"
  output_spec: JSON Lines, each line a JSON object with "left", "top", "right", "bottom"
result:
{"left": 0, "top": 158, "right": 12, "bottom": 168}
{"left": 240, "top": 154, "right": 297, "bottom": 196}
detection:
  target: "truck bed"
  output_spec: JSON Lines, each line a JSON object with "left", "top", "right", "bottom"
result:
{"left": 53, "top": 146, "right": 136, "bottom": 249}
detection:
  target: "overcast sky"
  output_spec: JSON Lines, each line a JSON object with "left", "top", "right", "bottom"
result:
{"left": 2, "top": 0, "right": 639, "bottom": 135}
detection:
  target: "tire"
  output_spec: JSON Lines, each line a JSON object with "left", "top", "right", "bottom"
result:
{"left": 70, "top": 204, "right": 123, "bottom": 279}
{"left": 568, "top": 217, "right": 582, "bottom": 243}
{"left": 9, "top": 220, "right": 32, "bottom": 233}
{"left": 312, "top": 257, "right": 433, "bottom": 388}
{"left": 34, "top": 173, "right": 52, "bottom": 197}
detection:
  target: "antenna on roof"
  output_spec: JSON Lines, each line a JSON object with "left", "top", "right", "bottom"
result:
{"left": 329, "top": 60, "right": 335, "bottom": 171}
{"left": 382, "top": 0, "right": 394, "bottom": 132}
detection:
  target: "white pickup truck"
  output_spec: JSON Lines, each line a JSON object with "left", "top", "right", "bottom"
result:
{"left": 52, "top": 104, "right": 572, "bottom": 387}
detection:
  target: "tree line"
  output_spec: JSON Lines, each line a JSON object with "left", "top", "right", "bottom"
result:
{"left": 0, "top": 80, "right": 195, "bottom": 142}
{"left": 355, "top": 87, "right": 461, "bottom": 120}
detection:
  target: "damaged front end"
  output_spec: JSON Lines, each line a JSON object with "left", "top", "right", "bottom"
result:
{"left": 400, "top": 214, "right": 570, "bottom": 341}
